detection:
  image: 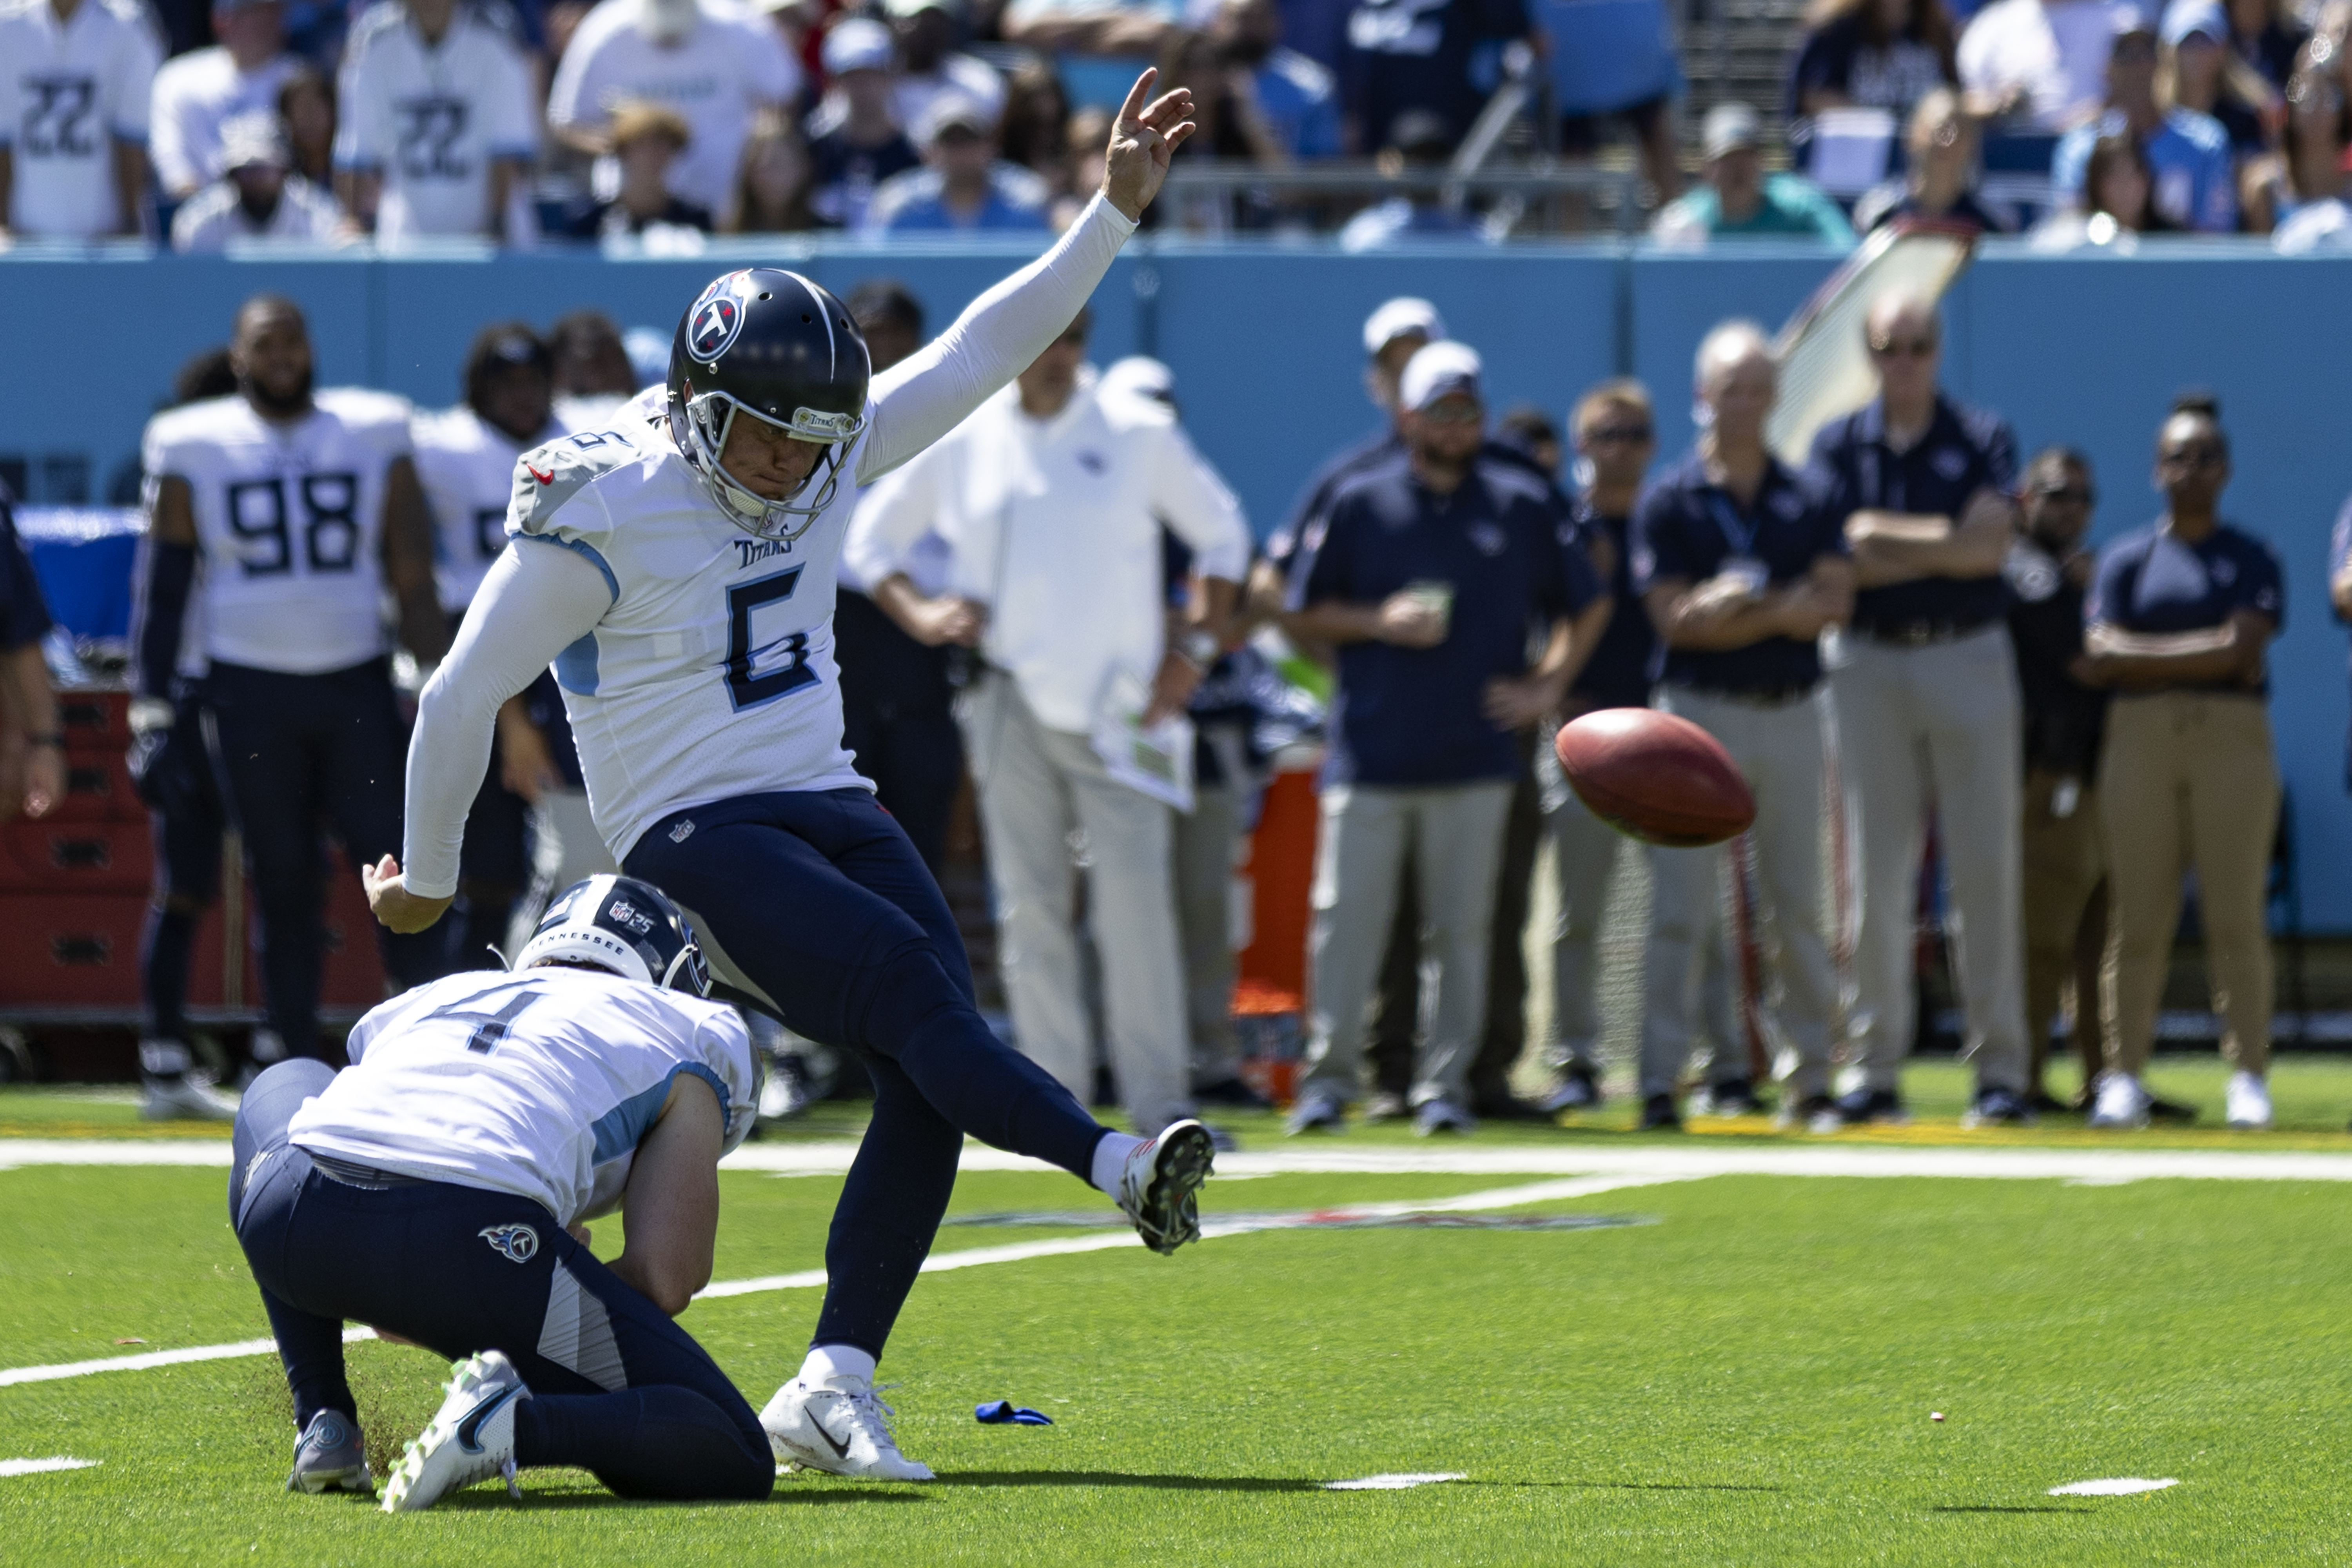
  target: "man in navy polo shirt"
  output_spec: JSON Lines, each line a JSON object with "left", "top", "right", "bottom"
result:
{"left": 1809, "top": 292, "right": 2035, "bottom": 1129}
{"left": 1632, "top": 321, "right": 1853, "bottom": 1133}
{"left": 1283, "top": 341, "right": 1602, "bottom": 1136}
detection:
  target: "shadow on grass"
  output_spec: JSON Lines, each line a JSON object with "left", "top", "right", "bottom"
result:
{"left": 441, "top": 1489, "right": 930, "bottom": 1511}
{"left": 1929, "top": 1505, "right": 2093, "bottom": 1515}
{"left": 931, "top": 1470, "right": 1326, "bottom": 1494}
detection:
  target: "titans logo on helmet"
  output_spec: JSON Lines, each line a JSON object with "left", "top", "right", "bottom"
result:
{"left": 687, "top": 273, "right": 753, "bottom": 363}
{"left": 479, "top": 1223, "right": 540, "bottom": 1264}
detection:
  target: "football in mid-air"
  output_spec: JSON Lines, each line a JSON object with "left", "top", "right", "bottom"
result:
{"left": 1555, "top": 708, "right": 1756, "bottom": 848}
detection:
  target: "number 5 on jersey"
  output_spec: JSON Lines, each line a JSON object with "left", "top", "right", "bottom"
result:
{"left": 725, "top": 567, "right": 816, "bottom": 710}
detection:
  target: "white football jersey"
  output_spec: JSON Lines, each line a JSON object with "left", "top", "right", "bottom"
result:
{"left": 286, "top": 965, "right": 757, "bottom": 1227}
{"left": 0, "top": 0, "right": 159, "bottom": 239}
{"left": 506, "top": 389, "right": 873, "bottom": 860}
{"left": 414, "top": 405, "right": 564, "bottom": 613}
{"left": 334, "top": 2, "right": 537, "bottom": 242}
{"left": 141, "top": 388, "right": 413, "bottom": 674}
{"left": 146, "top": 44, "right": 296, "bottom": 195}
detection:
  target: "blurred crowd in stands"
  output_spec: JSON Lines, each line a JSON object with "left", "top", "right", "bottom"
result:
{"left": 4, "top": 0, "right": 2347, "bottom": 247}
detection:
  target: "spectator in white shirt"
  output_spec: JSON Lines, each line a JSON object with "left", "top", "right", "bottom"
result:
{"left": 334, "top": 0, "right": 537, "bottom": 243}
{"left": 169, "top": 109, "right": 343, "bottom": 248}
{"left": 149, "top": 0, "right": 297, "bottom": 199}
{"left": 0, "top": 0, "right": 161, "bottom": 240}
{"left": 843, "top": 308, "right": 1252, "bottom": 1142}
{"left": 546, "top": 0, "right": 802, "bottom": 225}
{"left": 886, "top": 0, "right": 1006, "bottom": 134}
{"left": 1957, "top": 0, "right": 2114, "bottom": 129}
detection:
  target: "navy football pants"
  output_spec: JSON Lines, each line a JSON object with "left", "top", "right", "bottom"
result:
{"left": 624, "top": 788, "right": 1108, "bottom": 1358}
{"left": 204, "top": 659, "right": 444, "bottom": 1058}
{"left": 230, "top": 1061, "right": 771, "bottom": 1502}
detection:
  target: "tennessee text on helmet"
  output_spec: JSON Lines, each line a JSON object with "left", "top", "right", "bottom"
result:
{"left": 667, "top": 268, "right": 873, "bottom": 542}
{"left": 514, "top": 874, "right": 713, "bottom": 996}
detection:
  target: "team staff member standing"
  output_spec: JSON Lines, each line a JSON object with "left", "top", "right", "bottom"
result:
{"left": 830, "top": 280, "right": 965, "bottom": 873}
{"left": 1633, "top": 321, "right": 1853, "bottom": 1133}
{"left": 845, "top": 309, "right": 1250, "bottom": 1140}
{"left": 2080, "top": 398, "right": 2283, "bottom": 1132}
{"left": 2004, "top": 448, "right": 2113, "bottom": 1112}
{"left": 1809, "top": 292, "right": 2034, "bottom": 1128}
{"left": 139, "top": 294, "right": 450, "bottom": 1064}
{"left": 1283, "top": 343, "right": 1603, "bottom": 1138}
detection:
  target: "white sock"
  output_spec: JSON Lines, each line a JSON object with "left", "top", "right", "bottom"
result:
{"left": 799, "top": 1344, "right": 877, "bottom": 1388}
{"left": 1091, "top": 1132, "right": 1145, "bottom": 1196}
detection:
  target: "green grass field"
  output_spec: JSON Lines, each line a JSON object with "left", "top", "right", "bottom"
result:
{"left": 4, "top": 1058, "right": 2351, "bottom": 1565}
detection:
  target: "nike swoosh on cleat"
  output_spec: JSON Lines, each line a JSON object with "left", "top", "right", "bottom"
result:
{"left": 527, "top": 465, "right": 554, "bottom": 484}
{"left": 456, "top": 1385, "right": 520, "bottom": 1454}
{"left": 808, "top": 1413, "right": 853, "bottom": 1460}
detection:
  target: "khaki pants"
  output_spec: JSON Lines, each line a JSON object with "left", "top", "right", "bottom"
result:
{"left": 958, "top": 673, "right": 1193, "bottom": 1136}
{"left": 1641, "top": 686, "right": 1839, "bottom": 1102}
{"left": 2096, "top": 691, "right": 2279, "bottom": 1079}
{"left": 1171, "top": 776, "right": 1243, "bottom": 1090}
{"left": 2020, "top": 767, "right": 2106, "bottom": 1093}
{"left": 1300, "top": 780, "right": 1513, "bottom": 1109}
{"left": 1829, "top": 628, "right": 2029, "bottom": 1094}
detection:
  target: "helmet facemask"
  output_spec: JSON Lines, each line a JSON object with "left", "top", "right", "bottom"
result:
{"left": 673, "top": 384, "right": 864, "bottom": 543}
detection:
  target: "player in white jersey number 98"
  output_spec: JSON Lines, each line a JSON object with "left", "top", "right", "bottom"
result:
{"left": 370, "top": 71, "right": 1222, "bottom": 1483}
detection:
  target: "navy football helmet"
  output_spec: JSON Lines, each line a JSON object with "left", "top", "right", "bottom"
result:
{"left": 514, "top": 875, "right": 712, "bottom": 996}
{"left": 666, "top": 267, "right": 871, "bottom": 542}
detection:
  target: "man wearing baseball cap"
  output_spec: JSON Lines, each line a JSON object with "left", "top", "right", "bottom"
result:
{"left": 868, "top": 91, "right": 1051, "bottom": 231}
{"left": 1281, "top": 343, "right": 1606, "bottom": 1138}
{"left": 806, "top": 18, "right": 922, "bottom": 231}
{"left": 1651, "top": 102, "right": 1855, "bottom": 246}
{"left": 169, "top": 109, "right": 343, "bottom": 250}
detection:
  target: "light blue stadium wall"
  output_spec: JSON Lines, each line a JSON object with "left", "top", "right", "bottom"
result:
{"left": 5, "top": 241, "right": 2349, "bottom": 923}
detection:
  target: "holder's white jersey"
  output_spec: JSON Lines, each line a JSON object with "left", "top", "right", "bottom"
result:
{"left": 334, "top": 2, "right": 536, "bottom": 242}
{"left": 0, "top": 0, "right": 160, "bottom": 240}
{"left": 414, "top": 406, "right": 563, "bottom": 614}
{"left": 142, "top": 388, "right": 412, "bottom": 674}
{"left": 286, "top": 965, "right": 757, "bottom": 1228}
{"left": 400, "top": 195, "right": 1139, "bottom": 897}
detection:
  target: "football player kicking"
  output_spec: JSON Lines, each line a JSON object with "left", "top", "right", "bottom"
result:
{"left": 231, "top": 877, "right": 768, "bottom": 1511}
{"left": 366, "top": 71, "right": 1213, "bottom": 1483}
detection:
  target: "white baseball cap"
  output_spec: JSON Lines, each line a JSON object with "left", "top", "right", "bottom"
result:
{"left": 1100, "top": 355, "right": 1175, "bottom": 407}
{"left": 822, "top": 16, "right": 895, "bottom": 74}
{"left": 1398, "top": 340, "right": 1482, "bottom": 412}
{"left": 1362, "top": 297, "right": 1447, "bottom": 358}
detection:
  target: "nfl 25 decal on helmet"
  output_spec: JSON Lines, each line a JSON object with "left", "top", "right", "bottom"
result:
{"left": 514, "top": 875, "right": 713, "bottom": 995}
{"left": 667, "top": 268, "right": 872, "bottom": 541}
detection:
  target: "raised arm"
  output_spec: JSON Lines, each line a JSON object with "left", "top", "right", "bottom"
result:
{"left": 857, "top": 71, "right": 1194, "bottom": 480}
{"left": 367, "top": 538, "right": 610, "bottom": 925}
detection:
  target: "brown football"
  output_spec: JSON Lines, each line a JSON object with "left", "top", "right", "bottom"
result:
{"left": 1555, "top": 708, "right": 1756, "bottom": 848}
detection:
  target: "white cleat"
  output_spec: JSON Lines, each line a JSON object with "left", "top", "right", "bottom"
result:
{"left": 380, "top": 1351, "right": 528, "bottom": 1513}
{"left": 2225, "top": 1070, "right": 2272, "bottom": 1130}
{"left": 2087, "top": 1072, "right": 2151, "bottom": 1130}
{"left": 1115, "top": 1118, "right": 1215, "bottom": 1255}
{"left": 140, "top": 1072, "right": 238, "bottom": 1121}
{"left": 761, "top": 1377, "right": 934, "bottom": 1481}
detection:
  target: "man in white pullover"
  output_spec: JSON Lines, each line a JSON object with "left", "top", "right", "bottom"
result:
{"left": 843, "top": 308, "right": 1249, "bottom": 1140}
{"left": 365, "top": 72, "right": 1215, "bottom": 1486}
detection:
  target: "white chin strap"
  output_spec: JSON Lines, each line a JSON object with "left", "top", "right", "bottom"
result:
{"left": 677, "top": 390, "right": 859, "bottom": 543}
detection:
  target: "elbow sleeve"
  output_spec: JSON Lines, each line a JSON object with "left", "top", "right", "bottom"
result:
{"left": 133, "top": 541, "right": 197, "bottom": 698}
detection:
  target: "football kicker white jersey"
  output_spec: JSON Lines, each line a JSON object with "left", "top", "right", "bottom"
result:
{"left": 505, "top": 387, "right": 875, "bottom": 861}
{"left": 286, "top": 965, "right": 757, "bottom": 1228}
{"left": 141, "top": 388, "right": 413, "bottom": 675}
{"left": 0, "top": 0, "right": 160, "bottom": 239}
{"left": 413, "top": 405, "right": 564, "bottom": 613}
{"left": 334, "top": 2, "right": 536, "bottom": 243}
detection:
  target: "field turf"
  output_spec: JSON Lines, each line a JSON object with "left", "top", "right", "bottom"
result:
{"left": 2, "top": 1058, "right": 2350, "bottom": 1565}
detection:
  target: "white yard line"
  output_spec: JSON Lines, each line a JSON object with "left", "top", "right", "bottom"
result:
{"left": 0, "top": 1457, "right": 100, "bottom": 1477}
{"left": 0, "top": 1175, "right": 1689, "bottom": 1388}
{"left": 12, "top": 1138, "right": 2352, "bottom": 1183}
